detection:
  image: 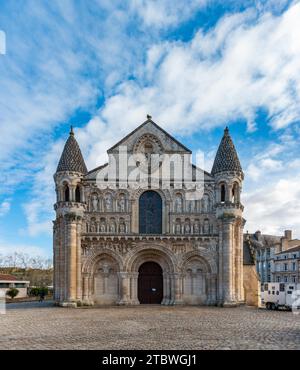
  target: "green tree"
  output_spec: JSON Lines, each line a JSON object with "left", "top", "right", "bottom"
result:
{"left": 6, "top": 288, "right": 19, "bottom": 299}
{"left": 29, "top": 287, "right": 48, "bottom": 297}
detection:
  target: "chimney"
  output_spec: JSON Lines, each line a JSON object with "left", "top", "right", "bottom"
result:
{"left": 284, "top": 230, "right": 292, "bottom": 240}
{"left": 281, "top": 230, "right": 292, "bottom": 252}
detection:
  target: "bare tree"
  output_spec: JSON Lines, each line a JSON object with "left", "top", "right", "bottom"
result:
{"left": 0, "top": 252, "right": 53, "bottom": 270}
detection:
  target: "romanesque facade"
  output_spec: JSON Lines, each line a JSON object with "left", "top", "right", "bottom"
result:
{"left": 53, "top": 118, "right": 246, "bottom": 307}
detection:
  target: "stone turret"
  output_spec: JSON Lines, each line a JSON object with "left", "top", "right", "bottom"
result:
{"left": 53, "top": 127, "right": 87, "bottom": 306}
{"left": 212, "top": 127, "right": 244, "bottom": 219}
{"left": 54, "top": 126, "right": 87, "bottom": 208}
{"left": 211, "top": 127, "right": 243, "bottom": 175}
{"left": 56, "top": 126, "right": 87, "bottom": 174}
{"left": 212, "top": 127, "right": 245, "bottom": 306}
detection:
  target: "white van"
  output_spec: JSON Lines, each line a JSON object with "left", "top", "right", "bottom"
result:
{"left": 261, "top": 282, "right": 300, "bottom": 310}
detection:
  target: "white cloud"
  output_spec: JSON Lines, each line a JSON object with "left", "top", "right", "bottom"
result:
{"left": 22, "top": 140, "right": 62, "bottom": 237}
{"left": 130, "top": 0, "right": 207, "bottom": 29}
{"left": 244, "top": 176, "right": 300, "bottom": 238}
{"left": 0, "top": 242, "right": 50, "bottom": 259}
{"left": 78, "top": 1, "right": 300, "bottom": 157}
{"left": 11, "top": 1, "right": 300, "bottom": 239}
{"left": 0, "top": 199, "right": 11, "bottom": 217}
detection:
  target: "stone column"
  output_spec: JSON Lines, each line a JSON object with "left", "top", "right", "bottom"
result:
{"left": 222, "top": 218, "right": 235, "bottom": 306}
{"left": 173, "top": 273, "right": 184, "bottom": 305}
{"left": 130, "top": 273, "right": 139, "bottom": 304}
{"left": 167, "top": 274, "right": 173, "bottom": 304}
{"left": 162, "top": 273, "right": 171, "bottom": 305}
{"left": 234, "top": 223, "right": 240, "bottom": 302}
{"left": 206, "top": 273, "right": 211, "bottom": 305}
{"left": 131, "top": 200, "right": 138, "bottom": 233}
{"left": 125, "top": 221, "right": 130, "bottom": 234}
{"left": 57, "top": 218, "right": 64, "bottom": 302}
{"left": 53, "top": 221, "right": 58, "bottom": 301}
{"left": 227, "top": 184, "right": 232, "bottom": 202}
{"left": 118, "top": 272, "right": 130, "bottom": 305}
{"left": 165, "top": 201, "right": 170, "bottom": 234}
{"left": 65, "top": 215, "right": 77, "bottom": 303}
{"left": 82, "top": 273, "right": 89, "bottom": 302}
{"left": 63, "top": 220, "right": 69, "bottom": 302}
{"left": 76, "top": 221, "right": 82, "bottom": 301}
{"left": 217, "top": 222, "right": 222, "bottom": 305}
{"left": 191, "top": 273, "right": 195, "bottom": 295}
{"left": 211, "top": 275, "right": 217, "bottom": 305}
{"left": 239, "top": 221, "right": 245, "bottom": 302}
{"left": 70, "top": 186, "right": 75, "bottom": 202}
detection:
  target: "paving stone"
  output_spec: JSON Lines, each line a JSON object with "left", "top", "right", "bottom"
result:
{"left": 0, "top": 301, "right": 299, "bottom": 350}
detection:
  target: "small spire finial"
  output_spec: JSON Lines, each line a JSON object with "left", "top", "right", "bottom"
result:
{"left": 147, "top": 114, "right": 152, "bottom": 120}
{"left": 70, "top": 125, "right": 74, "bottom": 136}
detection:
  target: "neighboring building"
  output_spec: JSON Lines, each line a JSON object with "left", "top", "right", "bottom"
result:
{"left": 53, "top": 117, "right": 250, "bottom": 307}
{"left": 0, "top": 274, "right": 30, "bottom": 298}
{"left": 245, "top": 231, "right": 281, "bottom": 283}
{"left": 245, "top": 230, "right": 300, "bottom": 284}
{"left": 273, "top": 245, "right": 300, "bottom": 283}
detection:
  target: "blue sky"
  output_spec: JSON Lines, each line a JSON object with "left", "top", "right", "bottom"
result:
{"left": 0, "top": 0, "right": 300, "bottom": 259}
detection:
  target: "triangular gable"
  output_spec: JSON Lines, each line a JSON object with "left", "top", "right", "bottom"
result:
{"left": 107, "top": 119, "right": 192, "bottom": 154}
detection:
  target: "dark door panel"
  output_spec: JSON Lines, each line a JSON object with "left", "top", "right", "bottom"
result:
{"left": 138, "top": 262, "right": 163, "bottom": 304}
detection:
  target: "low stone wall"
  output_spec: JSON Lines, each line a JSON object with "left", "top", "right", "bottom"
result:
{"left": 243, "top": 265, "right": 261, "bottom": 307}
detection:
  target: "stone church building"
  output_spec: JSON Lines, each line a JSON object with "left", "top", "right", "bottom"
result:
{"left": 53, "top": 117, "right": 252, "bottom": 307}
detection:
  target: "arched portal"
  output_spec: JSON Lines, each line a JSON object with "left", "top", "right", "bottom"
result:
{"left": 138, "top": 261, "right": 163, "bottom": 304}
{"left": 139, "top": 191, "right": 162, "bottom": 234}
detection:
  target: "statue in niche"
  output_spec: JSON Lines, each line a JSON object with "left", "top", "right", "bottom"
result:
{"left": 91, "top": 194, "right": 98, "bottom": 212}
{"left": 105, "top": 194, "right": 112, "bottom": 212}
{"left": 193, "top": 222, "right": 200, "bottom": 234}
{"left": 109, "top": 222, "right": 116, "bottom": 233}
{"left": 188, "top": 201, "right": 194, "bottom": 213}
{"left": 100, "top": 222, "right": 106, "bottom": 233}
{"left": 175, "top": 222, "right": 181, "bottom": 234}
{"left": 175, "top": 223, "right": 181, "bottom": 234}
{"left": 184, "top": 222, "right": 191, "bottom": 234}
{"left": 90, "top": 222, "right": 96, "bottom": 233}
{"left": 119, "top": 223, "right": 126, "bottom": 233}
{"left": 203, "top": 219, "right": 210, "bottom": 234}
{"left": 118, "top": 196, "right": 126, "bottom": 212}
{"left": 175, "top": 196, "right": 182, "bottom": 213}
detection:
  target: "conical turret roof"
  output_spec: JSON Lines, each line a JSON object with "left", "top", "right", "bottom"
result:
{"left": 211, "top": 127, "right": 243, "bottom": 176}
{"left": 56, "top": 127, "right": 87, "bottom": 174}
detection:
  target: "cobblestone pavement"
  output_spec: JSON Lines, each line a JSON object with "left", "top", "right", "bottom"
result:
{"left": 1, "top": 301, "right": 299, "bottom": 350}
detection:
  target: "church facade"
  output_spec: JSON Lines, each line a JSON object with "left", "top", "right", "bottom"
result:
{"left": 53, "top": 118, "right": 246, "bottom": 307}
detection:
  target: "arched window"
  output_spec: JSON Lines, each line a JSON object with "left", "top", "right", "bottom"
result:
{"left": 64, "top": 185, "right": 70, "bottom": 202}
{"left": 75, "top": 185, "right": 81, "bottom": 202}
{"left": 139, "top": 191, "right": 162, "bottom": 234}
{"left": 221, "top": 184, "right": 226, "bottom": 202}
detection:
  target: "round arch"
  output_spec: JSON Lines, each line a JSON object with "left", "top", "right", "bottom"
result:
{"left": 124, "top": 244, "right": 177, "bottom": 274}
{"left": 180, "top": 251, "right": 217, "bottom": 305}
{"left": 83, "top": 251, "right": 123, "bottom": 305}
{"left": 124, "top": 245, "right": 177, "bottom": 305}
{"left": 82, "top": 249, "right": 124, "bottom": 275}
{"left": 180, "top": 250, "right": 218, "bottom": 274}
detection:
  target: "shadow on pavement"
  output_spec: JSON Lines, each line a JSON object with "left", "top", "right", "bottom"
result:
{"left": 5, "top": 300, "right": 55, "bottom": 310}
